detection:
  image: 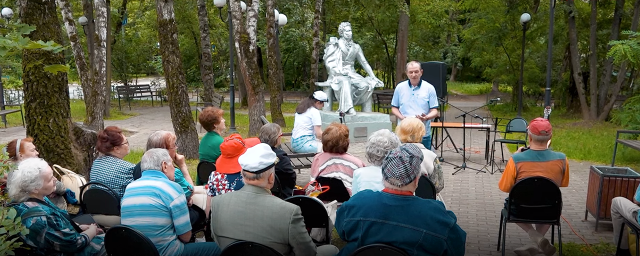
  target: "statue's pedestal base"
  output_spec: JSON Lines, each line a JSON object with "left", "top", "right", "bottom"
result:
{"left": 320, "top": 111, "right": 392, "bottom": 142}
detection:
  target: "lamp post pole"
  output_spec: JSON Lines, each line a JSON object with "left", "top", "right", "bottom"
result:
{"left": 1, "top": 7, "right": 14, "bottom": 125}
{"left": 544, "top": 0, "right": 555, "bottom": 119}
{"left": 518, "top": 13, "right": 531, "bottom": 117}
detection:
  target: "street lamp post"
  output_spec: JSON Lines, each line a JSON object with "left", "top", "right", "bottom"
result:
{"left": 518, "top": 13, "right": 531, "bottom": 117}
{"left": 544, "top": 1, "right": 555, "bottom": 119}
{"left": 0, "top": 7, "right": 14, "bottom": 125}
{"left": 214, "top": 0, "right": 246, "bottom": 134}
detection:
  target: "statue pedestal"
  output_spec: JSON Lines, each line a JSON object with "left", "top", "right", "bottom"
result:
{"left": 320, "top": 111, "right": 392, "bottom": 142}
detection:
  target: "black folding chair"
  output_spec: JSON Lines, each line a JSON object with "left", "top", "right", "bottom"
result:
{"left": 197, "top": 161, "right": 216, "bottom": 185}
{"left": 490, "top": 117, "right": 528, "bottom": 173}
{"left": 316, "top": 177, "right": 351, "bottom": 203}
{"left": 271, "top": 174, "right": 284, "bottom": 199}
{"left": 105, "top": 225, "right": 159, "bottom": 256}
{"left": 350, "top": 244, "right": 410, "bottom": 256}
{"left": 415, "top": 176, "right": 436, "bottom": 200}
{"left": 617, "top": 217, "right": 640, "bottom": 256}
{"left": 79, "top": 182, "right": 121, "bottom": 216}
{"left": 220, "top": 240, "right": 283, "bottom": 256}
{"left": 497, "top": 176, "right": 563, "bottom": 256}
{"left": 284, "top": 195, "right": 331, "bottom": 244}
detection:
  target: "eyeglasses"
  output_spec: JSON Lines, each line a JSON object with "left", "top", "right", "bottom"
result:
{"left": 120, "top": 140, "right": 129, "bottom": 146}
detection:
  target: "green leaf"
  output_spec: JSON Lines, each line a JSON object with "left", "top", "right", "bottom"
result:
{"left": 43, "top": 64, "right": 70, "bottom": 74}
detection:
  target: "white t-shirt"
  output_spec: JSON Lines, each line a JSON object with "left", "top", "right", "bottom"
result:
{"left": 292, "top": 107, "right": 322, "bottom": 139}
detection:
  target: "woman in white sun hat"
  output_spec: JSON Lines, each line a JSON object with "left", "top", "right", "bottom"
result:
{"left": 291, "top": 91, "right": 328, "bottom": 153}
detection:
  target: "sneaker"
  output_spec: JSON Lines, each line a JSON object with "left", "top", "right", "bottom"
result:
{"left": 528, "top": 230, "right": 556, "bottom": 256}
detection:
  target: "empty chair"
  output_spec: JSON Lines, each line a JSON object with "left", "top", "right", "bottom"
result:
{"left": 105, "top": 225, "right": 159, "bottom": 256}
{"left": 220, "top": 240, "right": 284, "bottom": 256}
{"left": 497, "top": 176, "right": 563, "bottom": 256}
{"left": 285, "top": 195, "right": 331, "bottom": 244}
{"left": 197, "top": 161, "right": 216, "bottom": 185}
{"left": 316, "top": 176, "right": 351, "bottom": 203}
{"left": 350, "top": 244, "right": 410, "bottom": 256}
{"left": 79, "top": 181, "right": 121, "bottom": 228}
{"left": 490, "top": 117, "right": 528, "bottom": 173}
{"left": 415, "top": 176, "right": 436, "bottom": 200}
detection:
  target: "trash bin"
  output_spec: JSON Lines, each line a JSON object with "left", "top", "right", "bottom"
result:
{"left": 585, "top": 166, "right": 640, "bottom": 231}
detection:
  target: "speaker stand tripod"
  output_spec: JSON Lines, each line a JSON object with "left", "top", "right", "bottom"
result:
{"left": 445, "top": 103, "right": 488, "bottom": 175}
{"left": 432, "top": 98, "right": 459, "bottom": 163}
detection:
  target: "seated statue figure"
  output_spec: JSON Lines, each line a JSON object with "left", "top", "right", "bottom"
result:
{"left": 316, "top": 22, "right": 383, "bottom": 115}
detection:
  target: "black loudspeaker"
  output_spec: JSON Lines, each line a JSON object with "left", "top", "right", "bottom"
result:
{"left": 420, "top": 61, "right": 448, "bottom": 99}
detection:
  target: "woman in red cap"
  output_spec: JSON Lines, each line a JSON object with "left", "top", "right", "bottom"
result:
{"left": 206, "top": 134, "right": 260, "bottom": 197}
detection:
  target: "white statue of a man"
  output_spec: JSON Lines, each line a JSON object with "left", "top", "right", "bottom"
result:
{"left": 317, "top": 22, "right": 383, "bottom": 115}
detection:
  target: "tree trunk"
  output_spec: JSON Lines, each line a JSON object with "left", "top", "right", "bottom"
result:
{"left": 588, "top": 0, "right": 598, "bottom": 119}
{"left": 94, "top": 0, "right": 109, "bottom": 128}
{"left": 598, "top": 0, "right": 625, "bottom": 112}
{"left": 394, "top": 0, "right": 410, "bottom": 86}
{"left": 567, "top": 0, "right": 590, "bottom": 120}
{"left": 237, "top": 59, "right": 248, "bottom": 107}
{"left": 266, "top": 0, "right": 286, "bottom": 127}
{"left": 309, "top": 0, "right": 324, "bottom": 92}
{"left": 492, "top": 79, "right": 499, "bottom": 92}
{"left": 156, "top": 0, "right": 200, "bottom": 158}
{"left": 450, "top": 64, "right": 458, "bottom": 82}
{"left": 197, "top": 0, "right": 216, "bottom": 103}
{"left": 19, "top": 0, "right": 96, "bottom": 173}
{"left": 105, "top": 0, "right": 112, "bottom": 118}
{"left": 231, "top": 0, "right": 266, "bottom": 136}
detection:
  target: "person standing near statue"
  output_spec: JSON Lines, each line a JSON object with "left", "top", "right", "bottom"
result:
{"left": 391, "top": 61, "right": 440, "bottom": 150}
{"left": 319, "top": 22, "right": 383, "bottom": 115}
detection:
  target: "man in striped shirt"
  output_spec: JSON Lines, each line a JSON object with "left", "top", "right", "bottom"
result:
{"left": 121, "top": 149, "right": 221, "bottom": 256}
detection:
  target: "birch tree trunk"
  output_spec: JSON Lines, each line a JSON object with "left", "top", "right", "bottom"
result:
{"left": 266, "top": 0, "right": 285, "bottom": 127}
{"left": 105, "top": 0, "right": 112, "bottom": 118}
{"left": 567, "top": 0, "right": 590, "bottom": 119}
{"left": 231, "top": 0, "right": 266, "bottom": 136}
{"left": 394, "top": 0, "right": 410, "bottom": 86}
{"left": 156, "top": 0, "right": 200, "bottom": 158}
{"left": 197, "top": 0, "right": 216, "bottom": 103}
{"left": 94, "top": 0, "right": 109, "bottom": 125}
{"left": 19, "top": 0, "right": 97, "bottom": 173}
{"left": 309, "top": 0, "right": 324, "bottom": 92}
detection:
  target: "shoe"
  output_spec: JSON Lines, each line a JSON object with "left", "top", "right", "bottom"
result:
{"left": 528, "top": 230, "right": 556, "bottom": 256}
{"left": 514, "top": 244, "right": 540, "bottom": 256}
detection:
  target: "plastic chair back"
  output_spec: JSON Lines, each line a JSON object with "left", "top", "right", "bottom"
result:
{"left": 350, "top": 244, "right": 410, "bottom": 256}
{"left": 197, "top": 161, "right": 216, "bottom": 185}
{"left": 270, "top": 174, "right": 284, "bottom": 199}
{"left": 220, "top": 240, "right": 283, "bottom": 256}
{"left": 105, "top": 225, "right": 159, "bottom": 256}
{"left": 284, "top": 195, "right": 331, "bottom": 243}
{"left": 505, "top": 117, "right": 528, "bottom": 134}
{"left": 79, "top": 182, "right": 121, "bottom": 216}
{"left": 316, "top": 177, "right": 351, "bottom": 202}
{"left": 507, "top": 176, "right": 562, "bottom": 221}
{"left": 415, "top": 176, "right": 436, "bottom": 200}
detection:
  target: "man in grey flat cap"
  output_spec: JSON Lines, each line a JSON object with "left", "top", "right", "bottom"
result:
{"left": 209, "top": 143, "right": 339, "bottom": 256}
{"left": 335, "top": 144, "right": 466, "bottom": 256}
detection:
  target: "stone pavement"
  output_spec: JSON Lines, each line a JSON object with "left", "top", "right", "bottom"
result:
{"left": 0, "top": 94, "right": 617, "bottom": 255}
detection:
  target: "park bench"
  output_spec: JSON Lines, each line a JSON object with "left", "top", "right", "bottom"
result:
{"left": 115, "top": 84, "right": 163, "bottom": 111}
{"left": 611, "top": 130, "right": 640, "bottom": 166}
{"left": 373, "top": 90, "right": 393, "bottom": 114}
{"left": 260, "top": 116, "right": 317, "bottom": 173}
{"left": 0, "top": 104, "right": 25, "bottom": 128}
{"left": 193, "top": 93, "right": 224, "bottom": 123}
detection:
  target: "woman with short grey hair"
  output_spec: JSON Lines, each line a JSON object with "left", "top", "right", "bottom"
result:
{"left": 8, "top": 158, "right": 106, "bottom": 255}
{"left": 351, "top": 129, "right": 401, "bottom": 195}
{"left": 259, "top": 123, "right": 296, "bottom": 198}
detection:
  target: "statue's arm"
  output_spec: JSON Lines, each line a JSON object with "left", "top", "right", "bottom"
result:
{"left": 355, "top": 45, "right": 376, "bottom": 78}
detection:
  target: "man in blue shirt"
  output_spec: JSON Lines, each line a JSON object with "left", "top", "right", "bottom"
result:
{"left": 611, "top": 186, "right": 640, "bottom": 256}
{"left": 121, "top": 148, "right": 221, "bottom": 256}
{"left": 391, "top": 61, "right": 440, "bottom": 149}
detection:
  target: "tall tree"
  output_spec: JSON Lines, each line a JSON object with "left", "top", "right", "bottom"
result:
{"left": 598, "top": 0, "right": 625, "bottom": 111}
{"left": 231, "top": 0, "right": 266, "bottom": 136}
{"left": 19, "top": 0, "right": 96, "bottom": 173}
{"left": 196, "top": 0, "right": 216, "bottom": 103}
{"left": 588, "top": 0, "right": 598, "bottom": 118}
{"left": 395, "top": 0, "right": 409, "bottom": 86}
{"left": 567, "top": 0, "right": 590, "bottom": 119}
{"left": 266, "top": 0, "right": 285, "bottom": 127}
{"left": 309, "top": 0, "right": 324, "bottom": 92}
{"left": 156, "top": 0, "right": 200, "bottom": 158}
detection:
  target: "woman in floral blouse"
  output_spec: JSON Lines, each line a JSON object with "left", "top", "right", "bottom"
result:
{"left": 9, "top": 158, "right": 105, "bottom": 256}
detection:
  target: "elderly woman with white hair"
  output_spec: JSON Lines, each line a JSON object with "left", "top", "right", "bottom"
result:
{"left": 351, "top": 129, "right": 401, "bottom": 195}
{"left": 8, "top": 158, "right": 106, "bottom": 256}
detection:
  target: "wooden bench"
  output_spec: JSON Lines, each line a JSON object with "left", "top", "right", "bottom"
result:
{"left": 373, "top": 91, "right": 393, "bottom": 113}
{"left": 0, "top": 104, "right": 25, "bottom": 128}
{"left": 260, "top": 116, "right": 317, "bottom": 173}
{"left": 115, "top": 84, "right": 163, "bottom": 111}
{"left": 193, "top": 93, "right": 224, "bottom": 124}
{"left": 611, "top": 130, "right": 640, "bottom": 166}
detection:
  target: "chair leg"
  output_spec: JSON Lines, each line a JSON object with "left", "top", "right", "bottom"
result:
{"left": 501, "top": 218, "right": 507, "bottom": 256}
{"left": 500, "top": 142, "right": 505, "bottom": 162}
{"left": 497, "top": 212, "right": 503, "bottom": 251}
{"left": 618, "top": 223, "right": 626, "bottom": 252}
{"left": 636, "top": 229, "right": 639, "bottom": 256}
{"left": 558, "top": 223, "right": 562, "bottom": 256}
{"left": 551, "top": 225, "right": 555, "bottom": 245}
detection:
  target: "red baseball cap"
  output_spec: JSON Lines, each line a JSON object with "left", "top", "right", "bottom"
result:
{"left": 528, "top": 117, "right": 552, "bottom": 136}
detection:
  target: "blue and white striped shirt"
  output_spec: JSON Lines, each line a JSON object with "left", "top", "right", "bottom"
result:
{"left": 121, "top": 170, "right": 191, "bottom": 256}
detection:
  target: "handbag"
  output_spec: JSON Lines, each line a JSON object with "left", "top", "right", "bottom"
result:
{"left": 52, "top": 164, "right": 87, "bottom": 203}
{"left": 303, "top": 179, "right": 330, "bottom": 197}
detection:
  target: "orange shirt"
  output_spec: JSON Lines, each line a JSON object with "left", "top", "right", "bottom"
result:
{"left": 498, "top": 149, "right": 569, "bottom": 193}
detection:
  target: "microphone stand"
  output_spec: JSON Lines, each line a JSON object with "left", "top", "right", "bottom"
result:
{"left": 434, "top": 97, "right": 459, "bottom": 163}
{"left": 446, "top": 102, "right": 489, "bottom": 175}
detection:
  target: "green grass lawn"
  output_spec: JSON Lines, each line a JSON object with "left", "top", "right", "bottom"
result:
{"left": 448, "top": 81, "right": 512, "bottom": 95}
{"left": 488, "top": 104, "right": 640, "bottom": 170}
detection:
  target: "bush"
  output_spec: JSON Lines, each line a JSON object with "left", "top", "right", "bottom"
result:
{"left": 0, "top": 154, "right": 29, "bottom": 255}
{"left": 611, "top": 94, "right": 640, "bottom": 136}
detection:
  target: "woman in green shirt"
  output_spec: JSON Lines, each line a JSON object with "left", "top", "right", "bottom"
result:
{"left": 198, "top": 107, "right": 226, "bottom": 182}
